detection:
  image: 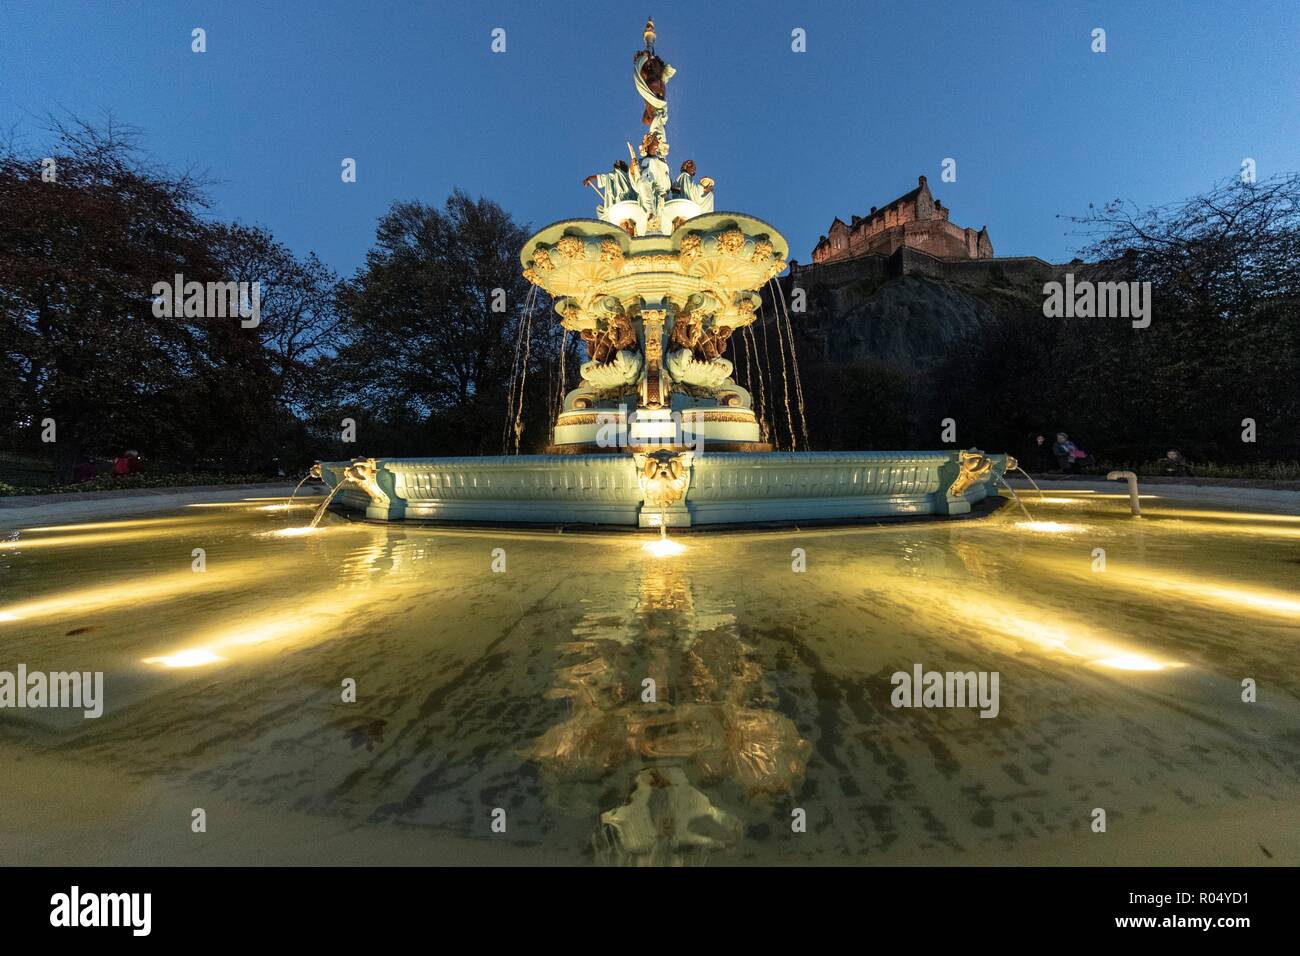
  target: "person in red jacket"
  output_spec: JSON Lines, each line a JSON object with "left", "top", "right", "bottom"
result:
{"left": 111, "top": 450, "right": 141, "bottom": 476}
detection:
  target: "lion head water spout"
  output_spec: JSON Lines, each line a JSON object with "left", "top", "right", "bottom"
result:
{"left": 636, "top": 449, "right": 690, "bottom": 554}
{"left": 305, "top": 460, "right": 381, "bottom": 529}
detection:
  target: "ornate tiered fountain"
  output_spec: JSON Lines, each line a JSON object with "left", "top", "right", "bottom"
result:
{"left": 318, "top": 21, "right": 1014, "bottom": 528}
{"left": 530, "top": 19, "right": 779, "bottom": 455}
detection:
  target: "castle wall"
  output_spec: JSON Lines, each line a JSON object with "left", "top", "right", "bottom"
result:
{"left": 812, "top": 176, "right": 992, "bottom": 264}
{"left": 790, "top": 245, "right": 1058, "bottom": 287}
{"left": 821, "top": 219, "right": 990, "bottom": 263}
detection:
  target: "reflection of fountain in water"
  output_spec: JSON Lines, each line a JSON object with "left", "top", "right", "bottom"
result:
{"left": 526, "top": 554, "right": 809, "bottom": 866}
{"left": 997, "top": 475, "right": 1033, "bottom": 521}
{"left": 336, "top": 528, "right": 418, "bottom": 584}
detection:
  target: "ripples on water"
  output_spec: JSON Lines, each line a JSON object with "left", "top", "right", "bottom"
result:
{"left": 1, "top": 490, "right": 1297, "bottom": 865}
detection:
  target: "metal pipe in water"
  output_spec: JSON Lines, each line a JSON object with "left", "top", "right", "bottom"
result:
{"left": 1107, "top": 470, "right": 1142, "bottom": 516}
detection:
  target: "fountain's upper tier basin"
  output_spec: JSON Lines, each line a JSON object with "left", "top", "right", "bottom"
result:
{"left": 521, "top": 213, "right": 789, "bottom": 328}
{"left": 318, "top": 450, "right": 1012, "bottom": 528}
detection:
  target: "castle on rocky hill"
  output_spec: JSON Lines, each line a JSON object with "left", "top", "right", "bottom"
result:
{"left": 811, "top": 175, "right": 993, "bottom": 264}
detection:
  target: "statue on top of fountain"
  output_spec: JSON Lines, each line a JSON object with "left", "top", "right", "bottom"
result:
{"left": 674, "top": 160, "right": 714, "bottom": 212}
{"left": 582, "top": 18, "right": 714, "bottom": 237}
{"left": 583, "top": 161, "right": 636, "bottom": 211}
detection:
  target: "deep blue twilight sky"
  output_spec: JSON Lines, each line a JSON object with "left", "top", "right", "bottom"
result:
{"left": 2, "top": 1, "right": 1296, "bottom": 276}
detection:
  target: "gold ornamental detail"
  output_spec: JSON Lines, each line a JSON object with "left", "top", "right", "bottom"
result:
{"left": 624, "top": 254, "right": 683, "bottom": 274}
{"left": 642, "top": 309, "right": 667, "bottom": 408}
{"left": 948, "top": 449, "right": 995, "bottom": 498}
{"left": 695, "top": 412, "right": 757, "bottom": 424}
{"left": 679, "top": 234, "right": 702, "bottom": 266}
{"left": 718, "top": 229, "right": 745, "bottom": 255}
{"left": 556, "top": 235, "right": 583, "bottom": 260}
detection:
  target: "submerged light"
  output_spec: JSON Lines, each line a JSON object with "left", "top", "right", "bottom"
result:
{"left": 262, "top": 526, "right": 320, "bottom": 538}
{"left": 142, "top": 648, "right": 226, "bottom": 668}
{"left": 1015, "top": 520, "right": 1087, "bottom": 534}
{"left": 643, "top": 537, "right": 687, "bottom": 558}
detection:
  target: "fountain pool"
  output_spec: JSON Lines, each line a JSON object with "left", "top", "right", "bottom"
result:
{"left": 2, "top": 485, "right": 1297, "bottom": 865}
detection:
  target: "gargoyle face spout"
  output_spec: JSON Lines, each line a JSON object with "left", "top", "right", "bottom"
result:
{"left": 342, "top": 458, "right": 390, "bottom": 507}
{"left": 634, "top": 450, "right": 693, "bottom": 511}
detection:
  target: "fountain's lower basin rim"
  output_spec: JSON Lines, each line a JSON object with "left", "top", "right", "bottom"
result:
{"left": 316, "top": 449, "right": 1012, "bottom": 528}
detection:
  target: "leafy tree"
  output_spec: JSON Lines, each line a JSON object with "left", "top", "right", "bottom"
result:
{"left": 0, "top": 116, "right": 221, "bottom": 474}
{"left": 0, "top": 116, "right": 343, "bottom": 478}
{"left": 926, "top": 175, "right": 1300, "bottom": 466}
{"left": 325, "top": 191, "right": 561, "bottom": 456}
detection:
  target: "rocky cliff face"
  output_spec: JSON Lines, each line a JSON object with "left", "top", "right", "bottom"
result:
{"left": 745, "top": 246, "right": 1069, "bottom": 450}
{"left": 817, "top": 275, "right": 1000, "bottom": 371}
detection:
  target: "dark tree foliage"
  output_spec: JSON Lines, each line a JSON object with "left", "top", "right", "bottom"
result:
{"left": 2, "top": 117, "right": 220, "bottom": 472}
{"left": 319, "top": 191, "right": 563, "bottom": 457}
{"left": 0, "top": 117, "right": 340, "bottom": 479}
{"left": 927, "top": 175, "right": 1300, "bottom": 466}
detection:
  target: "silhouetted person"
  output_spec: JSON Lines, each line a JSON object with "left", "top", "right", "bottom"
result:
{"left": 1025, "top": 433, "right": 1053, "bottom": 471}
{"left": 1162, "top": 449, "right": 1194, "bottom": 477}
{"left": 1052, "top": 432, "right": 1093, "bottom": 473}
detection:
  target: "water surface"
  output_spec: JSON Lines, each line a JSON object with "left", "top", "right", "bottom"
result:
{"left": 1, "top": 490, "right": 1297, "bottom": 865}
